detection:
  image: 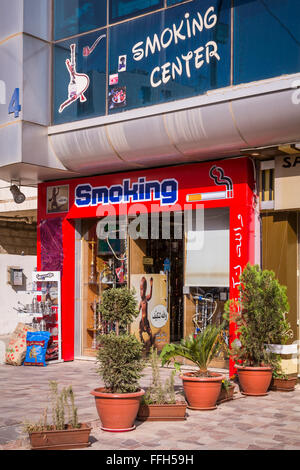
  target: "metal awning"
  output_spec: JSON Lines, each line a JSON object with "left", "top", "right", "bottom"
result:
{"left": 1, "top": 73, "right": 300, "bottom": 184}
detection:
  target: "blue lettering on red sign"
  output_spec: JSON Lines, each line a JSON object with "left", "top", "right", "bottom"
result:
{"left": 75, "top": 177, "right": 178, "bottom": 207}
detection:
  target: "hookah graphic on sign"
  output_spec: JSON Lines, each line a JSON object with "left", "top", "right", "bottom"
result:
{"left": 59, "top": 34, "right": 106, "bottom": 113}
{"left": 59, "top": 44, "right": 90, "bottom": 113}
{"left": 186, "top": 165, "right": 234, "bottom": 202}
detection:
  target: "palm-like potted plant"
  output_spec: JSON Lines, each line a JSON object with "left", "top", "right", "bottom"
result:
{"left": 160, "top": 324, "right": 224, "bottom": 410}
{"left": 90, "top": 287, "right": 145, "bottom": 432}
{"left": 137, "top": 347, "right": 187, "bottom": 421}
{"left": 225, "top": 263, "right": 292, "bottom": 396}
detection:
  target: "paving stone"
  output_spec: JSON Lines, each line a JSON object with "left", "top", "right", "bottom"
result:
{"left": 0, "top": 360, "right": 300, "bottom": 450}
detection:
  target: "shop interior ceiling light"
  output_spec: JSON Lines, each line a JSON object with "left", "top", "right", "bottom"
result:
{"left": 10, "top": 183, "right": 26, "bottom": 204}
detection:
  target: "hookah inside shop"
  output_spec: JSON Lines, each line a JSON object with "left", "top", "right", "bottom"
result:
{"left": 37, "top": 157, "right": 256, "bottom": 372}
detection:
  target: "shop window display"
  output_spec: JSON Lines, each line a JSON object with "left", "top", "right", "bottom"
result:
{"left": 78, "top": 209, "right": 229, "bottom": 359}
{"left": 80, "top": 219, "right": 128, "bottom": 356}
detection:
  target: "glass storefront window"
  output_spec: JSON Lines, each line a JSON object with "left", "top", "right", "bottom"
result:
{"left": 109, "top": 0, "right": 163, "bottom": 23}
{"left": 108, "top": 0, "right": 231, "bottom": 114}
{"left": 53, "top": 30, "right": 107, "bottom": 124}
{"left": 234, "top": 0, "right": 300, "bottom": 85}
{"left": 167, "top": 0, "right": 189, "bottom": 6}
{"left": 54, "top": 0, "right": 107, "bottom": 40}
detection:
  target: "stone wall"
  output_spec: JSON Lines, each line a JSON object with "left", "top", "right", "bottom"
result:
{"left": 0, "top": 220, "right": 37, "bottom": 256}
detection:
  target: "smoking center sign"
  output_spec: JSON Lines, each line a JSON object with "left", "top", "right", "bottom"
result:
{"left": 131, "top": 5, "right": 222, "bottom": 89}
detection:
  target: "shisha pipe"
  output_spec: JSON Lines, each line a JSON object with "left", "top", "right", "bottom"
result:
{"left": 88, "top": 239, "right": 98, "bottom": 285}
{"left": 104, "top": 228, "right": 128, "bottom": 284}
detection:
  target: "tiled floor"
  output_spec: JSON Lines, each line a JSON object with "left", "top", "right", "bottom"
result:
{"left": 1, "top": 360, "right": 300, "bottom": 450}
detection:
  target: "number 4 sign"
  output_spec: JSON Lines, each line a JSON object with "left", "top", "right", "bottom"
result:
{"left": 8, "top": 88, "right": 21, "bottom": 118}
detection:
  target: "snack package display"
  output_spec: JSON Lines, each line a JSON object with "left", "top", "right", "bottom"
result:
{"left": 46, "top": 342, "right": 59, "bottom": 361}
{"left": 23, "top": 331, "right": 51, "bottom": 367}
{"left": 5, "top": 323, "right": 35, "bottom": 366}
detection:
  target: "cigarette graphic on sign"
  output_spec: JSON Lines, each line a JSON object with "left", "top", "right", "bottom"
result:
{"left": 186, "top": 165, "right": 234, "bottom": 202}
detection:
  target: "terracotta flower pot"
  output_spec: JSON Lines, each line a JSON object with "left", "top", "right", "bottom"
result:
{"left": 137, "top": 401, "right": 187, "bottom": 421}
{"left": 181, "top": 372, "right": 224, "bottom": 410}
{"left": 270, "top": 376, "right": 297, "bottom": 392}
{"left": 236, "top": 365, "right": 272, "bottom": 396}
{"left": 90, "top": 387, "right": 144, "bottom": 432}
{"left": 29, "top": 423, "right": 92, "bottom": 450}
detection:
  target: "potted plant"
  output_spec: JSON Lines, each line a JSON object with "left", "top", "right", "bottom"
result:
{"left": 23, "top": 381, "right": 91, "bottom": 450}
{"left": 90, "top": 287, "right": 145, "bottom": 432}
{"left": 270, "top": 363, "right": 298, "bottom": 392}
{"left": 217, "top": 376, "right": 236, "bottom": 404}
{"left": 160, "top": 324, "right": 224, "bottom": 410}
{"left": 137, "top": 347, "right": 187, "bottom": 421}
{"left": 225, "top": 263, "right": 292, "bottom": 396}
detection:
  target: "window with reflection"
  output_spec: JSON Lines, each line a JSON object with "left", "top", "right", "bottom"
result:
{"left": 54, "top": 0, "right": 107, "bottom": 40}
{"left": 109, "top": 0, "right": 163, "bottom": 23}
{"left": 167, "top": 0, "right": 189, "bottom": 6}
{"left": 234, "top": 0, "right": 300, "bottom": 84}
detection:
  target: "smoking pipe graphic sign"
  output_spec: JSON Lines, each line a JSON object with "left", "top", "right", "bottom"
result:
{"left": 186, "top": 165, "right": 234, "bottom": 202}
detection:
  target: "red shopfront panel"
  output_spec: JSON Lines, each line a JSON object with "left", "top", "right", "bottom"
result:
{"left": 37, "top": 157, "right": 256, "bottom": 369}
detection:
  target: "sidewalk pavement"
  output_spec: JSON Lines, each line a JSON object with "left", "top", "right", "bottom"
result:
{"left": 1, "top": 359, "right": 300, "bottom": 451}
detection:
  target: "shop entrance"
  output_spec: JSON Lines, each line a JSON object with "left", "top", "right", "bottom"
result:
{"left": 77, "top": 215, "right": 184, "bottom": 357}
{"left": 76, "top": 207, "right": 230, "bottom": 364}
{"left": 128, "top": 215, "right": 184, "bottom": 349}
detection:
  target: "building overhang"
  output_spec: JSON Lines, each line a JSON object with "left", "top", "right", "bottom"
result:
{"left": 1, "top": 73, "right": 300, "bottom": 185}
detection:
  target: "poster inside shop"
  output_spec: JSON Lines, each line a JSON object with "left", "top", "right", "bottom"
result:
{"left": 130, "top": 274, "right": 169, "bottom": 352}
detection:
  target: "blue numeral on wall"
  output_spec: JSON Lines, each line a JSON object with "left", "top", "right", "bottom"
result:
{"left": 8, "top": 88, "right": 21, "bottom": 118}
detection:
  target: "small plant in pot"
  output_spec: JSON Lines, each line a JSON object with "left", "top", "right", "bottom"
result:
{"left": 225, "top": 263, "right": 292, "bottom": 396}
{"left": 270, "top": 362, "right": 298, "bottom": 392}
{"left": 160, "top": 323, "right": 224, "bottom": 410}
{"left": 23, "top": 381, "right": 91, "bottom": 450}
{"left": 217, "top": 377, "right": 236, "bottom": 404}
{"left": 137, "top": 347, "right": 187, "bottom": 421}
{"left": 91, "top": 287, "right": 145, "bottom": 432}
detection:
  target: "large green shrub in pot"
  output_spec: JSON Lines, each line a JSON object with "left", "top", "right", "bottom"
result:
{"left": 96, "top": 287, "right": 144, "bottom": 392}
{"left": 225, "top": 263, "right": 292, "bottom": 368}
{"left": 99, "top": 287, "right": 139, "bottom": 335}
{"left": 97, "top": 332, "right": 144, "bottom": 394}
{"left": 92, "top": 286, "right": 145, "bottom": 431}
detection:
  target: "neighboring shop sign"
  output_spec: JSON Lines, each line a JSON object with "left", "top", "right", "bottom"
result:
{"left": 275, "top": 155, "right": 300, "bottom": 210}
